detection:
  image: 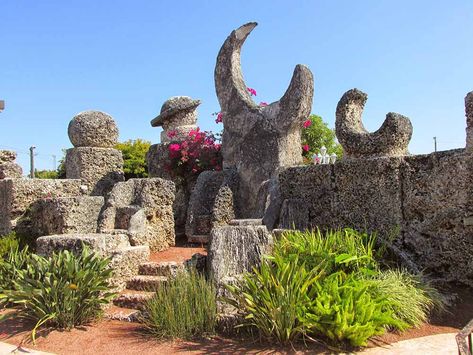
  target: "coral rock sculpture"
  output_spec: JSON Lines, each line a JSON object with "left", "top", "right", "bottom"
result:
{"left": 335, "top": 88, "right": 413, "bottom": 159}
{"left": 465, "top": 91, "right": 473, "bottom": 151}
{"left": 214, "top": 22, "right": 314, "bottom": 218}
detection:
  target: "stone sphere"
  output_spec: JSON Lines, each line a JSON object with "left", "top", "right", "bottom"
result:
{"left": 68, "top": 111, "right": 119, "bottom": 148}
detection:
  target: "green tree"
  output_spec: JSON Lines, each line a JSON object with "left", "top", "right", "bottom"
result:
{"left": 302, "top": 114, "right": 343, "bottom": 163}
{"left": 115, "top": 139, "right": 151, "bottom": 179}
{"left": 34, "top": 169, "right": 58, "bottom": 179}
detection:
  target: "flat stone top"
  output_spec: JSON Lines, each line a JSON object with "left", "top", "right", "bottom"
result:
{"left": 229, "top": 219, "right": 263, "bottom": 226}
{"left": 151, "top": 96, "right": 200, "bottom": 127}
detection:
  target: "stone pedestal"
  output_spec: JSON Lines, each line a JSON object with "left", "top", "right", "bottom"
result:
{"left": 66, "top": 147, "right": 124, "bottom": 196}
{"left": 0, "top": 150, "right": 23, "bottom": 179}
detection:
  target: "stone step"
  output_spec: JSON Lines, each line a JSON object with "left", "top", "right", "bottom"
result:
{"left": 104, "top": 305, "right": 141, "bottom": 322}
{"left": 229, "top": 219, "right": 263, "bottom": 226}
{"left": 113, "top": 290, "right": 155, "bottom": 310}
{"left": 139, "top": 261, "right": 185, "bottom": 276}
{"left": 187, "top": 234, "right": 210, "bottom": 244}
{"left": 126, "top": 275, "right": 168, "bottom": 291}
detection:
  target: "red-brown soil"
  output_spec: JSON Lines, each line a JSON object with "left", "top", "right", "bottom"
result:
{"left": 1, "top": 287, "right": 471, "bottom": 355}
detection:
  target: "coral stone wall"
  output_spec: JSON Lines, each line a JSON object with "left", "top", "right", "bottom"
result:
{"left": 277, "top": 148, "right": 473, "bottom": 286}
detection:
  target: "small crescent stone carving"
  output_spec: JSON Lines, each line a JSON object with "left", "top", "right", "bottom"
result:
{"left": 335, "top": 88, "right": 413, "bottom": 159}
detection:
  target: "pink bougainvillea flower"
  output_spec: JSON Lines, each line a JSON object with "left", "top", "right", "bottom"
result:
{"left": 247, "top": 87, "right": 257, "bottom": 96}
{"left": 259, "top": 102, "right": 268, "bottom": 107}
{"left": 215, "top": 112, "right": 223, "bottom": 124}
{"left": 167, "top": 130, "right": 177, "bottom": 138}
{"left": 303, "top": 119, "right": 312, "bottom": 128}
{"left": 169, "top": 143, "right": 180, "bottom": 152}
{"left": 302, "top": 144, "right": 310, "bottom": 152}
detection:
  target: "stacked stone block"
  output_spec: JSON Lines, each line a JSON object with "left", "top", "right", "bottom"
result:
{"left": 0, "top": 150, "right": 23, "bottom": 179}
{"left": 65, "top": 111, "right": 124, "bottom": 196}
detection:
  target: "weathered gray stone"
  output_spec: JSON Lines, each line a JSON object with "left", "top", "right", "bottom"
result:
{"left": 276, "top": 147, "right": 473, "bottom": 286}
{"left": 68, "top": 111, "right": 119, "bottom": 148}
{"left": 186, "top": 171, "right": 224, "bottom": 239}
{"left": 150, "top": 96, "right": 200, "bottom": 144}
{"left": 99, "top": 178, "right": 175, "bottom": 252}
{"left": 65, "top": 147, "right": 124, "bottom": 196}
{"left": 0, "top": 162, "right": 23, "bottom": 179}
{"left": 0, "top": 150, "right": 16, "bottom": 164}
{"left": 0, "top": 178, "right": 83, "bottom": 235}
{"left": 109, "top": 246, "right": 150, "bottom": 290}
{"left": 36, "top": 233, "right": 129, "bottom": 257}
{"left": 466, "top": 91, "right": 473, "bottom": 151}
{"left": 212, "top": 185, "right": 235, "bottom": 228}
{"left": 215, "top": 22, "right": 313, "bottom": 218}
{"left": 30, "top": 196, "right": 104, "bottom": 237}
{"left": 335, "top": 89, "right": 412, "bottom": 159}
{"left": 208, "top": 224, "right": 273, "bottom": 288}
{"left": 399, "top": 149, "right": 473, "bottom": 286}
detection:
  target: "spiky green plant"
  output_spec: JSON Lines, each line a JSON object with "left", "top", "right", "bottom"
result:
{"left": 365, "top": 269, "right": 443, "bottom": 328}
{"left": 225, "top": 254, "right": 324, "bottom": 344}
{"left": 274, "top": 228, "right": 379, "bottom": 275}
{"left": 0, "top": 247, "right": 115, "bottom": 342}
{"left": 0, "top": 233, "right": 20, "bottom": 260}
{"left": 142, "top": 270, "right": 217, "bottom": 339}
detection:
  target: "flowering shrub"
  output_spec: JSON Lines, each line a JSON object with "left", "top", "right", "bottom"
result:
{"left": 165, "top": 128, "right": 222, "bottom": 182}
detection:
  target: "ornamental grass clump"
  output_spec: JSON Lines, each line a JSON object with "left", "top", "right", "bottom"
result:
{"left": 0, "top": 247, "right": 115, "bottom": 342}
{"left": 142, "top": 270, "right": 217, "bottom": 340}
{"left": 225, "top": 228, "right": 441, "bottom": 348}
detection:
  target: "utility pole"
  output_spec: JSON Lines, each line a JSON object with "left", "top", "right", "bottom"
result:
{"left": 0, "top": 100, "right": 4, "bottom": 113}
{"left": 433, "top": 137, "right": 437, "bottom": 152}
{"left": 29, "top": 146, "right": 36, "bottom": 178}
{"left": 52, "top": 154, "right": 57, "bottom": 170}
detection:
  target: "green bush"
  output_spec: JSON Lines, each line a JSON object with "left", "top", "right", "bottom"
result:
{"left": 142, "top": 270, "right": 217, "bottom": 339}
{"left": 307, "top": 272, "right": 406, "bottom": 347}
{"left": 0, "top": 244, "right": 31, "bottom": 292}
{"left": 274, "top": 228, "right": 379, "bottom": 275}
{"left": 226, "top": 255, "right": 324, "bottom": 344}
{"left": 365, "top": 269, "right": 441, "bottom": 328}
{"left": 0, "top": 247, "right": 115, "bottom": 342}
{"left": 0, "top": 232, "right": 20, "bottom": 260}
{"left": 225, "top": 229, "right": 440, "bottom": 348}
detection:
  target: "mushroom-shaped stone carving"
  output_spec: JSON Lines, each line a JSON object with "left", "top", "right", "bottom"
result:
{"left": 68, "top": 111, "right": 119, "bottom": 148}
{"left": 335, "top": 89, "right": 412, "bottom": 159}
{"left": 214, "top": 22, "right": 313, "bottom": 217}
{"left": 151, "top": 96, "right": 201, "bottom": 143}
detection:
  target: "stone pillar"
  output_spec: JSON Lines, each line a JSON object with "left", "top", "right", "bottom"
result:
{"left": 466, "top": 91, "right": 473, "bottom": 152}
{"left": 65, "top": 111, "right": 124, "bottom": 196}
{"left": 0, "top": 150, "right": 23, "bottom": 179}
{"left": 146, "top": 96, "right": 201, "bottom": 235}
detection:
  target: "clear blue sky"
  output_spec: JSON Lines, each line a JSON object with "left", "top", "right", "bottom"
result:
{"left": 1, "top": 1, "right": 472, "bottom": 172}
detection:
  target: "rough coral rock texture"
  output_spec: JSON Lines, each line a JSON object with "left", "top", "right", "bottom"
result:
{"left": 29, "top": 196, "right": 104, "bottom": 237}
{"left": 150, "top": 96, "right": 200, "bottom": 144}
{"left": 99, "top": 178, "right": 175, "bottom": 252}
{"left": 36, "top": 233, "right": 129, "bottom": 257}
{"left": 68, "top": 111, "right": 119, "bottom": 148}
{"left": 0, "top": 178, "right": 82, "bottom": 235}
{"left": 0, "top": 150, "right": 23, "bottom": 179}
{"left": 109, "top": 245, "right": 150, "bottom": 290}
{"left": 208, "top": 224, "right": 273, "bottom": 290}
{"left": 186, "top": 170, "right": 224, "bottom": 239}
{"left": 466, "top": 91, "right": 473, "bottom": 151}
{"left": 65, "top": 147, "right": 124, "bottom": 196}
{"left": 0, "top": 162, "right": 23, "bottom": 179}
{"left": 335, "top": 89, "right": 412, "bottom": 159}
{"left": 215, "top": 22, "right": 313, "bottom": 218}
{"left": 0, "top": 150, "right": 17, "bottom": 163}
{"left": 277, "top": 149, "right": 473, "bottom": 286}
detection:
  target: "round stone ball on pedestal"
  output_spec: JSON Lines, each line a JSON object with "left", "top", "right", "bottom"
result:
{"left": 68, "top": 111, "right": 119, "bottom": 148}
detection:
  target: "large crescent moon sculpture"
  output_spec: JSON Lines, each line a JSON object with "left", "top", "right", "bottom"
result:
{"left": 214, "top": 22, "right": 314, "bottom": 218}
{"left": 335, "top": 89, "right": 413, "bottom": 158}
